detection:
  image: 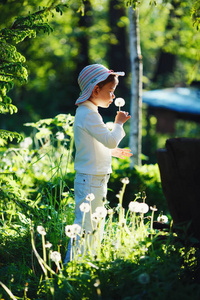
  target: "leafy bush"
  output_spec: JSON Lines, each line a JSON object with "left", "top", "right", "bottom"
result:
{"left": 109, "top": 158, "right": 167, "bottom": 214}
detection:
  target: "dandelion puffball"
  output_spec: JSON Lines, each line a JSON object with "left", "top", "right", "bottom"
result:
{"left": 37, "top": 225, "right": 46, "bottom": 236}
{"left": 114, "top": 98, "right": 125, "bottom": 109}
{"left": 80, "top": 202, "right": 90, "bottom": 213}
{"left": 50, "top": 251, "right": 61, "bottom": 264}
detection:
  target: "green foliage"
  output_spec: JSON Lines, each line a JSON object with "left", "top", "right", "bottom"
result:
{"left": 1, "top": 114, "right": 200, "bottom": 299}
{"left": 0, "top": 130, "right": 23, "bottom": 146}
{"left": 0, "top": 1, "right": 67, "bottom": 146}
{"left": 191, "top": 0, "right": 200, "bottom": 30}
{"left": 109, "top": 157, "right": 167, "bottom": 214}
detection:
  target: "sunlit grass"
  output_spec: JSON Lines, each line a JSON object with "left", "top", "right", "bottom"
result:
{"left": 1, "top": 114, "right": 200, "bottom": 299}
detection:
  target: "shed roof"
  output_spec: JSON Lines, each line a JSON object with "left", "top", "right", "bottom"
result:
{"left": 143, "top": 87, "right": 200, "bottom": 115}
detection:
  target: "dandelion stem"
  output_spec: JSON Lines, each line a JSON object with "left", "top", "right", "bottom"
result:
{"left": 0, "top": 281, "right": 17, "bottom": 300}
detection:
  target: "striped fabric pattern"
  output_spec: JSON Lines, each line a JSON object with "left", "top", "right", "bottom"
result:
{"left": 75, "top": 64, "right": 125, "bottom": 105}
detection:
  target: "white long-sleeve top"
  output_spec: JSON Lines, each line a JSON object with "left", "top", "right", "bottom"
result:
{"left": 74, "top": 100, "right": 125, "bottom": 175}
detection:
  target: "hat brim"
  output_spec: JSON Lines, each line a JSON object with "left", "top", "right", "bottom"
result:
{"left": 75, "top": 71, "right": 125, "bottom": 105}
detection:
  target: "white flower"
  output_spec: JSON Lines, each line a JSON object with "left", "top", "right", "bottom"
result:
{"left": 128, "top": 201, "right": 141, "bottom": 213}
{"left": 56, "top": 131, "right": 65, "bottom": 141}
{"left": 157, "top": 215, "right": 168, "bottom": 223}
{"left": 114, "top": 97, "right": 125, "bottom": 108}
{"left": 106, "top": 122, "right": 114, "bottom": 131}
{"left": 20, "top": 137, "right": 33, "bottom": 148}
{"left": 91, "top": 212, "right": 101, "bottom": 223}
{"left": 65, "top": 224, "right": 81, "bottom": 238}
{"left": 107, "top": 209, "right": 114, "bottom": 215}
{"left": 138, "top": 272, "right": 150, "bottom": 284}
{"left": 150, "top": 206, "right": 158, "bottom": 212}
{"left": 85, "top": 193, "right": 95, "bottom": 201}
{"left": 80, "top": 202, "right": 90, "bottom": 213}
{"left": 65, "top": 225, "right": 73, "bottom": 237}
{"left": 95, "top": 206, "right": 107, "bottom": 219}
{"left": 72, "top": 224, "right": 82, "bottom": 235}
{"left": 50, "top": 251, "right": 61, "bottom": 264}
{"left": 121, "top": 177, "right": 130, "bottom": 184}
{"left": 45, "top": 241, "right": 52, "bottom": 249}
{"left": 37, "top": 225, "right": 46, "bottom": 236}
{"left": 139, "top": 203, "right": 149, "bottom": 214}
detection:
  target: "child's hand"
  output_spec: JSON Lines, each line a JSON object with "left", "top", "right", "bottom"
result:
{"left": 111, "top": 148, "right": 133, "bottom": 159}
{"left": 115, "top": 111, "right": 131, "bottom": 125}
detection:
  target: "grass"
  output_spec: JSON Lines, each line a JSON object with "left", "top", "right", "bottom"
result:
{"left": 1, "top": 114, "right": 200, "bottom": 299}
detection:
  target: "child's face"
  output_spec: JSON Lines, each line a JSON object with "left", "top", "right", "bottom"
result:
{"left": 91, "top": 77, "right": 118, "bottom": 108}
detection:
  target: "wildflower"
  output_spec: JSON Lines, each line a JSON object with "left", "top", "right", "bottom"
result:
{"left": 45, "top": 241, "right": 52, "bottom": 249}
{"left": 65, "top": 224, "right": 81, "bottom": 238}
{"left": 50, "top": 251, "right": 61, "bottom": 264}
{"left": 157, "top": 215, "right": 168, "bottom": 223}
{"left": 95, "top": 206, "right": 107, "bottom": 219}
{"left": 80, "top": 202, "right": 90, "bottom": 213}
{"left": 138, "top": 272, "right": 150, "bottom": 284}
{"left": 150, "top": 206, "right": 158, "bottom": 212}
{"left": 73, "top": 224, "right": 82, "bottom": 235}
{"left": 129, "top": 201, "right": 141, "bottom": 213}
{"left": 139, "top": 203, "right": 149, "bottom": 214}
{"left": 37, "top": 225, "right": 46, "bottom": 236}
{"left": 65, "top": 225, "right": 74, "bottom": 238}
{"left": 116, "top": 192, "right": 121, "bottom": 199}
{"left": 20, "top": 137, "right": 32, "bottom": 148}
{"left": 56, "top": 131, "right": 65, "bottom": 141}
{"left": 86, "top": 193, "right": 95, "bottom": 201}
{"left": 114, "top": 97, "right": 125, "bottom": 108}
{"left": 91, "top": 212, "right": 101, "bottom": 223}
{"left": 121, "top": 177, "right": 130, "bottom": 184}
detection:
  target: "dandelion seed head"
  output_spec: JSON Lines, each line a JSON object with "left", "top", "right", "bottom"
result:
{"left": 150, "top": 206, "right": 158, "bottom": 212}
{"left": 85, "top": 193, "right": 95, "bottom": 201}
{"left": 79, "top": 202, "right": 90, "bottom": 213}
{"left": 37, "top": 225, "right": 46, "bottom": 236}
{"left": 65, "top": 225, "right": 74, "bottom": 238}
{"left": 95, "top": 206, "right": 107, "bottom": 219}
{"left": 73, "top": 224, "right": 81, "bottom": 234}
{"left": 157, "top": 215, "right": 168, "bottom": 223}
{"left": 114, "top": 97, "right": 125, "bottom": 108}
{"left": 56, "top": 131, "right": 65, "bottom": 141}
{"left": 139, "top": 203, "right": 149, "bottom": 214}
{"left": 91, "top": 212, "right": 101, "bottom": 223}
{"left": 121, "top": 177, "right": 130, "bottom": 184}
{"left": 50, "top": 251, "right": 61, "bottom": 264}
{"left": 65, "top": 224, "right": 81, "bottom": 237}
{"left": 45, "top": 241, "right": 52, "bottom": 249}
{"left": 128, "top": 201, "right": 141, "bottom": 213}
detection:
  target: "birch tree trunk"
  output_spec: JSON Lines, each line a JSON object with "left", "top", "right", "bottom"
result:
{"left": 128, "top": 6, "right": 143, "bottom": 167}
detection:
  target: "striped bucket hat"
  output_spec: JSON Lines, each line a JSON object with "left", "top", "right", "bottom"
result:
{"left": 75, "top": 64, "right": 125, "bottom": 105}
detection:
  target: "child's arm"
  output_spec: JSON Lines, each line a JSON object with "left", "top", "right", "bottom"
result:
{"left": 111, "top": 148, "right": 133, "bottom": 159}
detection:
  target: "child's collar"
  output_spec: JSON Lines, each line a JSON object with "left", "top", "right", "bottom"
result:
{"left": 80, "top": 100, "right": 98, "bottom": 112}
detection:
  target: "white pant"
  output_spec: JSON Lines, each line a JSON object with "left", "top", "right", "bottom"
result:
{"left": 64, "top": 173, "right": 110, "bottom": 263}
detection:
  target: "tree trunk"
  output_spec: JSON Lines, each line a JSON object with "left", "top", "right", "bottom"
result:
{"left": 76, "top": 0, "right": 92, "bottom": 74}
{"left": 128, "top": 6, "right": 143, "bottom": 167}
{"left": 108, "top": 0, "right": 129, "bottom": 95}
